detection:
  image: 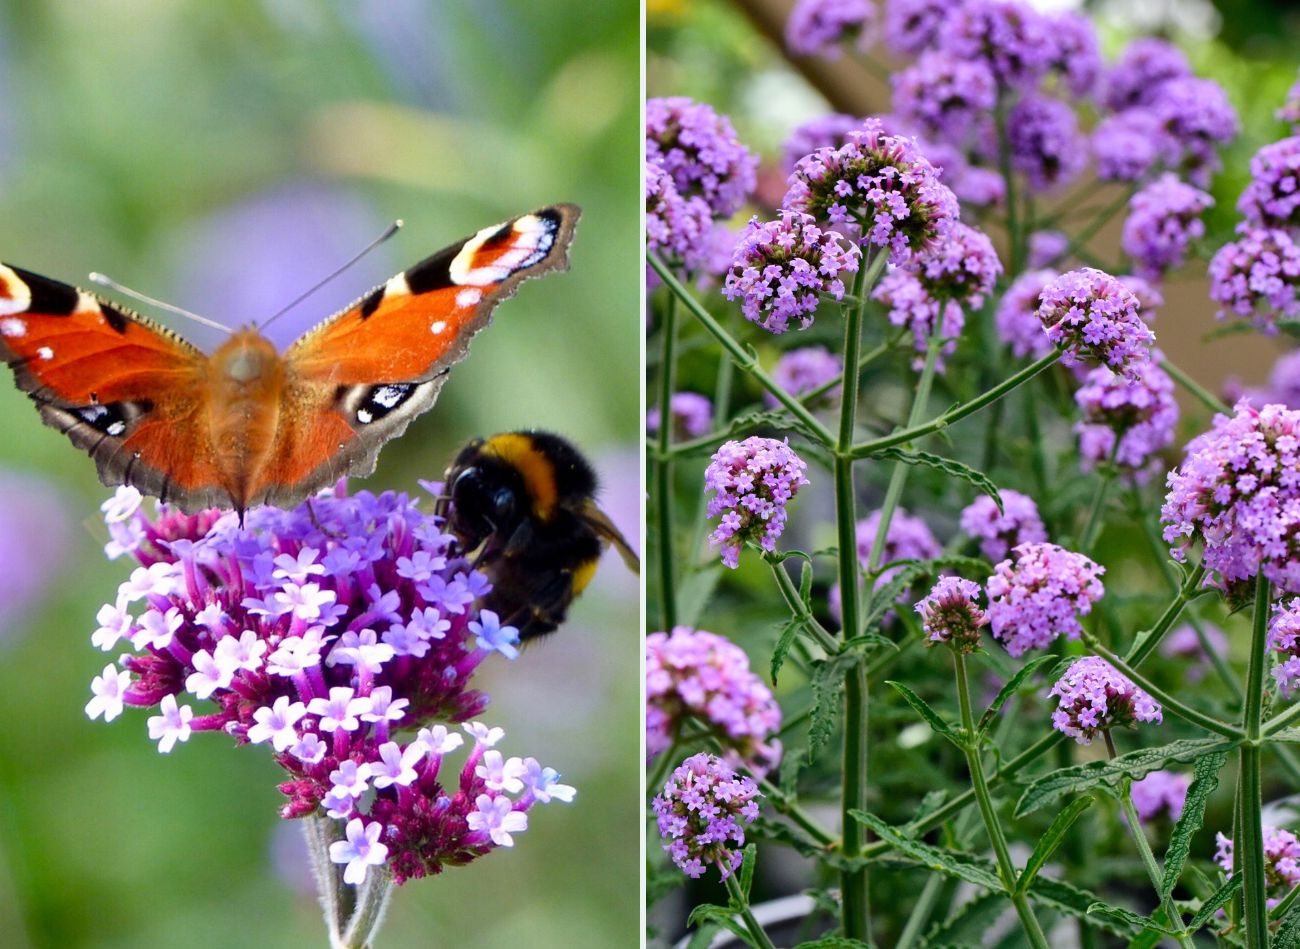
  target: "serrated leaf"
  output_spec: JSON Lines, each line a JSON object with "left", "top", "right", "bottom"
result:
{"left": 1085, "top": 903, "right": 1174, "bottom": 935}
{"left": 849, "top": 811, "right": 1003, "bottom": 891}
{"left": 808, "top": 654, "right": 860, "bottom": 759}
{"left": 914, "top": 789, "right": 950, "bottom": 823}
{"left": 1017, "top": 796, "right": 1092, "bottom": 893}
{"left": 1160, "top": 751, "right": 1228, "bottom": 899}
{"left": 771, "top": 615, "right": 802, "bottom": 687}
{"left": 1016, "top": 738, "right": 1238, "bottom": 817}
{"left": 793, "top": 938, "right": 875, "bottom": 949}
{"left": 885, "top": 680, "right": 960, "bottom": 745}
{"left": 738, "top": 843, "right": 756, "bottom": 902}
{"left": 921, "top": 891, "right": 1004, "bottom": 948}
{"left": 1187, "top": 874, "right": 1241, "bottom": 931}
{"left": 841, "top": 630, "right": 899, "bottom": 651}
{"left": 750, "top": 817, "right": 825, "bottom": 858}
{"left": 686, "top": 924, "right": 723, "bottom": 949}
{"left": 686, "top": 904, "right": 750, "bottom": 944}
{"left": 979, "top": 655, "right": 1058, "bottom": 736}
{"left": 1275, "top": 893, "right": 1300, "bottom": 949}
{"left": 778, "top": 746, "right": 804, "bottom": 797}
{"left": 1029, "top": 877, "right": 1142, "bottom": 938}
{"left": 877, "top": 447, "right": 1004, "bottom": 512}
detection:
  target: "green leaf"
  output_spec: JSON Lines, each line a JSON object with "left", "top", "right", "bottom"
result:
{"left": 979, "top": 655, "right": 1058, "bottom": 737}
{"left": 808, "top": 654, "right": 860, "bottom": 760}
{"left": 876, "top": 448, "right": 1004, "bottom": 512}
{"left": 1186, "top": 874, "right": 1241, "bottom": 932}
{"left": 1085, "top": 903, "right": 1174, "bottom": 935}
{"left": 771, "top": 615, "right": 802, "bottom": 687}
{"left": 686, "top": 904, "right": 750, "bottom": 944}
{"left": 1016, "top": 738, "right": 1239, "bottom": 817}
{"left": 920, "top": 891, "right": 1004, "bottom": 948}
{"left": 1029, "top": 877, "right": 1142, "bottom": 938}
{"left": 1270, "top": 727, "right": 1300, "bottom": 743}
{"left": 793, "top": 938, "right": 875, "bottom": 949}
{"left": 677, "top": 565, "right": 723, "bottom": 630}
{"left": 685, "top": 924, "right": 723, "bottom": 949}
{"left": 738, "top": 843, "right": 756, "bottom": 902}
{"left": 1274, "top": 893, "right": 1300, "bottom": 949}
{"left": 849, "top": 811, "right": 1003, "bottom": 891}
{"left": 885, "top": 680, "right": 960, "bottom": 745}
{"left": 1160, "top": 751, "right": 1228, "bottom": 899}
{"left": 1017, "top": 797, "right": 1093, "bottom": 893}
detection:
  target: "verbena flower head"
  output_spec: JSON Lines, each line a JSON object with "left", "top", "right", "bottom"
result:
{"left": 857, "top": 507, "right": 941, "bottom": 588}
{"left": 785, "top": 0, "right": 879, "bottom": 58}
{"left": 1239, "top": 136, "right": 1300, "bottom": 230}
{"left": 646, "top": 392, "right": 713, "bottom": 440}
{"left": 1208, "top": 226, "right": 1300, "bottom": 333}
{"left": 1268, "top": 597, "right": 1300, "bottom": 696}
{"left": 783, "top": 118, "right": 959, "bottom": 264}
{"left": 996, "top": 269, "right": 1056, "bottom": 359}
{"left": 705, "top": 437, "right": 809, "bottom": 568}
{"left": 1162, "top": 401, "right": 1300, "bottom": 593}
{"left": 782, "top": 113, "right": 864, "bottom": 173}
{"left": 766, "top": 345, "right": 843, "bottom": 408}
{"left": 1159, "top": 622, "right": 1228, "bottom": 683}
{"left": 86, "top": 485, "right": 572, "bottom": 885}
{"left": 1149, "top": 76, "right": 1239, "bottom": 186}
{"left": 646, "top": 162, "right": 711, "bottom": 271}
{"left": 723, "top": 210, "right": 861, "bottom": 334}
{"left": 916, "top": 576, "right": 988, "bottom": 653}
{"left": 937, "top": 0, "right": 1051, "bottom": 92}
{"left": 645, "top": 627, "right": 782, "bottom": 777}
{"left": 872, "top": 269, "right": 965, "bottom": 370}
{"left": 1092, "top": 110, "right": 1164, "bottom": 183}
{"left": 1028, "top": 231, "right": 1067, "bottom": 269}
{"left": 1122, "top": 174, "right": 1213, "bottom": 280}
{"left": 882, "top": 0, "right": 949, "bottom": 55}
{"left": 1037, "top": 267, "right": 1154, "bottom": 379}
{"left": 1074, "top": 357, "right": 1178, "bottom": 479}
{"left": 986, "top": 542, "right": 1105, "bottom": 657}
{"left": 891, "top": 52, "right": 996, "bottom": 143}
{"left": 906, "top": 221, "right": 1002, "bottom": 307}
{"left": 646, "top": 97, "right": 758, "bottom": 218}
{"left": 1045, "top": 10, "right": 1101, "bottom": 99}
{"left": 1101, "top": 37, "right": 1192, "bottom": 113}
{"left": 1049, "top": 655, "right": 1162, "bottom": 745}
{"left": 1009, "top": 93, "right": 1087, "bottom": 193}
{"left": 652, "top": 753, "right": 761, "bottom": 880}
{"left": 1131, "top": 770, "right": 1192, "bottom": 823}
{"left": 959, "top": 490, "right": 1047, "bottom": 562}
{"left": 1215, "top": 827, "right": 1300, "bottom": 908}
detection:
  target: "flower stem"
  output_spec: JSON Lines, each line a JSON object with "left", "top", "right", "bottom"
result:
{"left": 849, "top": 350, "right": 1060, "bottom": 458}
{"left": 302, "top": 813, "right": 394, "bottom": 949}
{"left": 1238, "top": 573, "right": 1272, "bottom": 948}
{"left": 1126, "top": 561, "right": 1209, "bottom": 667}
{"left": 1049, "top": 185, "right": 1135, "bottom": 269}
{"left": 757, "top": 775, "right": 837, "bottom": 847}
{"left": 1160, "top": 358, "right": 1231, "bottom": 416}
{"left": 1079, "top": 444, "right": 1120, "bottom": 554}
{"left": 954, "top": 652, "right": 1051, "bottom": 949}
{"left": 654, "top": 288, "right": 679, "bottom": 631}
{"left": 764, "top": 553, "right": 841, "bottom": 655}
{"left": 723, "top": 872, "right": 778, "bottom": 949}
{"left": 995, "top": 99, "right": 1024, "bottom": 276}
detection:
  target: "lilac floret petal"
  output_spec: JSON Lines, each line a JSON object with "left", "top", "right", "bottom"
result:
{"left": 1049, "top": 656, "right": 1162, "bottom": 745}
{"left": 986, "top": 543, "right": 1105, "bottom": 657}
{"left": 1036, "top": 267, "right": 1154, "bottom": 378}
{"left": 1208, "top": 227, "right": 1300, "bottom": 333}
{"left": 654, "top": 753, "right": 763, "bottom": 880}
{"left": 959, "top": 490, "right": 1047, "bottom": 562}
{"left": 1122, "top": 173, "right": 1213, "bottom": 280}
{"left": 915, "top": 576, "right": 988, "bottom": 653}
{"left": 1074, "top": 356, "right": 1179, "bottom": 480}
{"left": 705, "top": 437, "right": 809, "bottom": 568}
{"left": 646, "top": 97, "right": 758, "bottom": 218}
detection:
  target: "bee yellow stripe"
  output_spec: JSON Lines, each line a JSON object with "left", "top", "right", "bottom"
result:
{"left": 484, "top": 432, "right": 558, "bottom": 519}
{"left": 570, "top": 558, "right": 599, "bottom": 597}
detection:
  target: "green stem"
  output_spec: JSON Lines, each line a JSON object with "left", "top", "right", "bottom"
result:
{"left": 1264, "top": 700, "right": 1300, "bottom": 737}
{"left": 1160, "top": 358, "right": 1231, "bottom": 416}
{"left": 1080, "top": 442, "right": 1120, "bottom": 554}
{"left": 895, "top": 872, "right": 946, "bottom": 949}
{"left": 995, "top": 99, "right": 1023, "bottom": 276}
{"left": 647, "top": 735, "right": 681, "bottom": 796}
{"left": 649, "top": 253, "right": 835, "bottom": 446}
{"left": 954, "top": 652, "right": 1051, "bottom": 949}
{"left": 1272, "top": 881, "right": 1300, "bottom": 921}
{"left": 1049, "top": 185, "right": 1135, "bottom": 269}
{"left": 1238, "top": 573, "right": 1272, "bottom": 948}
{"left": 850, "top": 351, "right": 1061, "bottom": 458}
{"left": 1126, "top": 562, "right": 1209, "bottom": 667}
{"left": 654, "top": 290, "right": 678, "bottom": 631}
{"left": 723, "top": 873, "right": 779, "bottom": 949}
{"left": 765, "top": 554, "right": 840, "bottom": 655}
{"left": 756, "top": 775, "right": 837, "bottom": 848}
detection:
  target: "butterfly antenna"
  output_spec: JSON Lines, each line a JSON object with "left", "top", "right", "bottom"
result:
{"left": 89, "top": 273, "right": 234, "bottom": 334}
{"left": 258, "top": 219, "right": 404, "bottom": 332}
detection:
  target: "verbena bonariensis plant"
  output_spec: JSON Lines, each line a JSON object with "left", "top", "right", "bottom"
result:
{"left": 647, "top": 3, "right": 1300, "bottom": 946}
{"left": 87, "top": 483, "right": 574, "bottom": 948}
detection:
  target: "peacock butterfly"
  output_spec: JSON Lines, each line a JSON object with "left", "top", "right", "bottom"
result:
{"left": 0, "top": 204, "right": 580, "bottom": 515}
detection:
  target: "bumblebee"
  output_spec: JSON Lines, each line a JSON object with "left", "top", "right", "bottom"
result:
{"left": 439, "top": 430, "right": 639, "bottom": 640}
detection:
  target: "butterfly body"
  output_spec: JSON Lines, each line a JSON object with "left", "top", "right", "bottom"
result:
{"left": 0, "top": 205, "right": 580, "bottom": 514}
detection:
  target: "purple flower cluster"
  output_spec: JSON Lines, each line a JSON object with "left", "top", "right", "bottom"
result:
{"left": 1009, "top": 93, "right": 1087, "bottom": 193}
{"left": 872, "top": 270, "right": 965, "bottom": 370}
{"left": 1045, "top": 10, "right": 1101, "bottom": 99}
{"left": 1151, "top": 77, "right": 1239, "bottom": 186}
{"left": 1215, "top": 827, "right": 1300, "bottom": 908}
{"left": 996, "top": 269, "right": 1056, "bottom": 359}
{"left": 937, "top": 0, "right": 1051, "bottom": 92}
{"left": 1122, "top": 174, "right": 1213, "bottom": 280}
{"left": 1268, "top": 598, "right": 1300, "bottom": 696}
{"left": 855, "top": 508, "right": 941, "bottom": 601}
{"left": 959, "top": 490, "right": 1047, "bottom": 562}
{"left": 723, "top": 210, "right": 860, "bottom": 334}
{"left": 1239, "top": 137, "right": 1300, "bottom": 230}
{"left": 647, "top": 162, "right": 711, "bottom": 271}
{"left": 86, "top": 485, "right": 572, "bottom": 885}
{"left": 1037, "top": 268, "right": 1154, "bottom": 379}
{"left": 1028, "top": 231, "right": 1067, "bottom": 269}
{"left": 647, "top": 392, "right": 713, "bottom": 440}
{"left": 1048, "top": 656, "right": 1162, "bottom": 745}
{"left": 892, "top": 52, "right": 996, "bottom": 141}
{"left": 1131, "top": 771, "right": 1191, "bottom": 823}
{"left": 882, "top": 0, "right": 949, "bottom": 56}
{"left": 705, "top": 437, "right": 810, "bottom": 569}
{"left": 786, "top": 0, "right": 879, "bottom": 59}
{"left": 1092, "top": 110, "right": 1163, "bottom": 183}
{"left": 986, "top": 542, "right": 1105, "bottom": 657}
{"left": 766, "top": 345, "right": 843, "bottom": 408}
{"left": 915, "top": 576, "right": 988, "bottom": 653}
{"left": 782, "top": 113, "right": 864, "bottom": 173}
{"left": 1101, "top": 38, "right": 1192, "bottom": 114}
{"left": 653, "top": 753, "right": 762, "bottom": 880}
{"left": 906, "top": 221, "right": 1002, "bottom": 306}
{"left": 1074, "top": 358, "right": 1178, "bottom": 478}
{"left": 1208, "top": 227, "right": 1300, "bottom": 333}
{"left": 1162, "top": 401, "right": 1300, "bottom": 593}
{"left": 645, "top": 627, "right": 782, "bottom": 777}
{"left": 646, "top": 97, "right": 758, "bottom": 218}
{"left": 784, "top": 118, "right": 959, "bottom": 264}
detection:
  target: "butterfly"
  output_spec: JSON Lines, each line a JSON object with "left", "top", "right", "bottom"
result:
{"left": 0, "top": 205, "right": 580, "bottom": 515}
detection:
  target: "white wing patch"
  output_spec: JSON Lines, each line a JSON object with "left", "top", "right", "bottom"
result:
{"left": 0, "top": 316, "right": 27, "bottom": 337}
{"left": 448, "top": 213, "right": 557, "bottom": 287}
{"left": 0, "top": 265, "right": 31, "bottom": 317}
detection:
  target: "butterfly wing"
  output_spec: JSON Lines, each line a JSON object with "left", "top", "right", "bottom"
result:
{"left": 0, "top": 263, "right": 232, "bottom": 508}
{"left": 249, "top": 205, "right": 581, "bottom": 507}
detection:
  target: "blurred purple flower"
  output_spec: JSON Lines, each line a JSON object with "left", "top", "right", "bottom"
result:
{"left": 766, "top": 345, "right": 843, "bottom": 408}
{"left": 646, "top": 97, "right": 758, "bottom": 219}
{"left": 646, "top": 392, "right": 713, "bottom": 440}
{"left": 1046, "top": 10, "right": 1101, "bottom": 100}
{"left": 882, "top": 0, "right": 954, "bottom": 56}
{"left": 1101, "top": 38, "right": 1192, "bottom": 113}
{"left": 858, "top": 507, "right": 941, "bottom": 585}
{"left": 1122, "top": 174, "right": 1212, "bottom": 280}
{"left": 0, "top": 471, "right": 74, "bottom": 642}
{"left": 1208, "top": 227, "right": 1300, "bottom": 334}
{"left": 1092, "top": 110, "right": 1164, "bottom": 184}
{"left": 782, "top": 113, "right": 866, "bottom": 174}
{"left": 996, "top": 269, "right": 1056, "bottom": 359}
{"left": 1131, "top": 770, "right": 1191, "bottom": 823}
{"left": 1239, "top": 136, "right": 1300, "bottom": 230}
{"left": 1009, "top": 93, "right": 1087, "bottom": 194}
{"left": 1149, "top": 77, "right": 1239, "bottom": 187}
{"left": 1269, "top": 597, "right": 1300, "bottom": 696}
{"left": 938, "top": 0, "right": 1052, "bottom": 92}
{"left": 1119, "top": 275, "right": 1165, "bottom": 321}
{"left": 1215, "top": 827, "right": 1300, "bottom": 909}
{"left": 1074, "top": 357, "right": 1178, "bottom": 479}
{"left": 647, "top": 162, "right": 712, "bottom": 272}
{"left": 653, "top": 753, "right": 761, "bottom": 880}
{"left": 987, "top": 543, "right": 1105, "bottom": 657}
{"left": 1279, "top": 68, "right": 1300, "bottom": 132}
{"left": 1049, "top": 655, "right": 1161, "bottom": 745}
{"left": 892, "top": 52, "right": 996, "bottom": 143}
{"left": 959, "top": 490, "right": 1047, "bottom": 563}
{"left": 705, "top": 437, "right": 809, "bottom": 569}
{"left": 1037, "top": 267, "right": 1153, "bottom": 379}
{"left": 786, "top": 0, "right": 880, "bottom": 58}
{"left": 872, "top": 269, "right": 964, "bottom": 370}
{"left": 1028, "top": 231, "right": 1068, "bottom": 269}
{"left": 1159, "top": 622, "right": 1228, "bottom": 685}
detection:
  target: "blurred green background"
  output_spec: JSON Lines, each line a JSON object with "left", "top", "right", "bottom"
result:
{"left": 0, "top": 2, "right": 639, "bottom": 947}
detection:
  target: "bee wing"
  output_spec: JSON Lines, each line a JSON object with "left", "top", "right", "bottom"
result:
{"left": 582, "top": 499, "right": 639, "bottom": 574}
